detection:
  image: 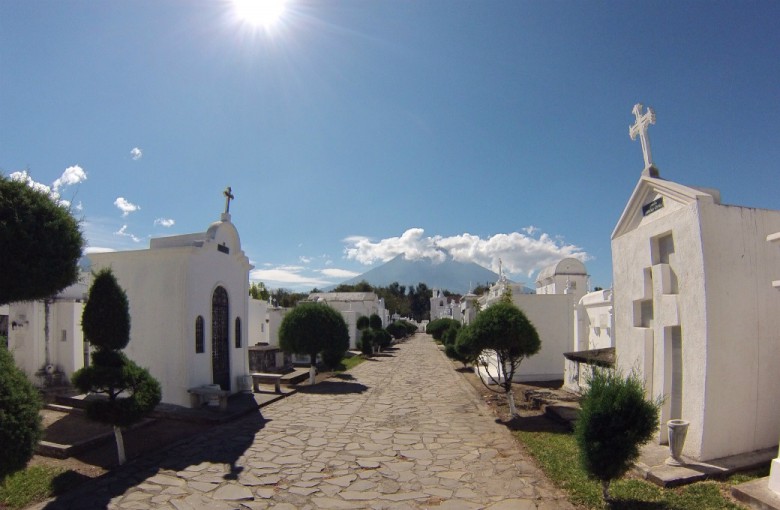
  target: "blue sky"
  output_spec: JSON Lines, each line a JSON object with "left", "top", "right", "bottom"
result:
{"left": 2, "top": 1, "right": 779, "bottom": 292}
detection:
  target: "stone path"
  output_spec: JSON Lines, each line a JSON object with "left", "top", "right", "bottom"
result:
{"left": 34, "top": 334, "right": 574, "bottom": 510}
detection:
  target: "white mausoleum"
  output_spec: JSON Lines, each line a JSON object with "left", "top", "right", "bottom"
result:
{"left": 613, "top": 104, "right": 780, "bottom": 461}
{"left": 89, "top": 208, "right": 253, "bottom": 408}
{"left": 430, "top": 289, "right": 461, "bottom": 321}
{"left": 8, "top": 276, "right": 89, "bottom": 387}
{"left": 471, "top": 258, "right": 588, "bottom": 382}
{"left": 563, "top": 288, "right": 614, "bottom": 393}
{"left": 305, "top": 292, "right": 387, "bottom": 350}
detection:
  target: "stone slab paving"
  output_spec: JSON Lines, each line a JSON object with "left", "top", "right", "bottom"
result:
{"left": 33, "top": 334, "right": 574, "bottom": 509}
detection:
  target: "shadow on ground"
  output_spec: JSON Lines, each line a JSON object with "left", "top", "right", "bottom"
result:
{"left": 41, "top": 411, "right": 267, "bottom": 509}
{"left": 296, "top": 380, "right": 369, "bottom": 395}
{"left": 495, "top": 415, "right": 571, "bottom": 434}
{"left": 607, "top": 499, "right": 668, "bottom": 510}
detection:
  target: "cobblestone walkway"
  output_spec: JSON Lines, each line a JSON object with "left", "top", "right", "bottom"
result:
{"left": 35, "top": 334, "right": 574, "bottom": 510}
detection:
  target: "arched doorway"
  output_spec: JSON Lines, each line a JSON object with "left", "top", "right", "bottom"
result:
{"left": 212, "top": 286, "right": 230, "bottom": 390}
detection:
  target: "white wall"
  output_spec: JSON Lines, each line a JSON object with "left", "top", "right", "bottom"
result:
{"left": 697, "top": 203, "right": 780, "bottom": 460}
{"left": 613, "top": 180, "right": 780, "bottom": 461}
{"left": 248, "top": 298, "right": 268, "bottom": 346}
{"left": 90, "top": 219, "right": 252, "bottom": 408}
{"left": 564, "top": 289, "right": 613, "bottom": 392}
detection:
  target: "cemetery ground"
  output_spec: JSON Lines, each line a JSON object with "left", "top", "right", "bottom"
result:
{"left": 456, "top": 363, "right": 769, "bottom": 509}
{"left": 0, "top": 335, "right": 765, "bottom": 509}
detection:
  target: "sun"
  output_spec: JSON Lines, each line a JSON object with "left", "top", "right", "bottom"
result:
{"left": 232, "top": 0, "right": 287, "bottom": 28}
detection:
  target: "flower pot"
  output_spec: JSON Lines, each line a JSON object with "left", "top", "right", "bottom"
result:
{"left": 666, "top": 419, "right": 689, "bottom": 466}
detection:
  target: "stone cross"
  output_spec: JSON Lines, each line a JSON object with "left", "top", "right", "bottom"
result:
{"left": 223, "top": 187, "right": 234, "bottom": 214}
{"left": 629, "top": 103, "right": 656, "bottom": 169}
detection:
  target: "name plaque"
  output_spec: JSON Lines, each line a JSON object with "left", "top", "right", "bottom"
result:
{"left": 642, "top": 197, "right": 664, "bottom": 217}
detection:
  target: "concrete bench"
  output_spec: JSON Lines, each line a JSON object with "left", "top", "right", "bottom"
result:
{"left": 251, "top": 372, "right": 283, "bottom": 394}
{"left": 187, "top": 386, "right": 230, "bottom": 411}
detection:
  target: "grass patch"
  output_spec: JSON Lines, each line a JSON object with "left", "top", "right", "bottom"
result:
{"left": 0, "top": 465, "right": 68, "bottom": 509}
{"left": 334, "top": 354, "right": 366, "bottom": 372}
{"left": 515, "top": 430, "right": 758, "bottom": 510}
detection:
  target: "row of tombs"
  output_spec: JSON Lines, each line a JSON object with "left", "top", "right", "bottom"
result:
{"left": 4, "top": 131, "right": 780, "bottom": 482}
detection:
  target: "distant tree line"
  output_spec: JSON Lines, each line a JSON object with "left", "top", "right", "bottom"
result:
{"left": 252, "top": 280, "right": 445, "bottom": 322}
{"left": 332, "top": 280, "right": 435, "bottom": 322}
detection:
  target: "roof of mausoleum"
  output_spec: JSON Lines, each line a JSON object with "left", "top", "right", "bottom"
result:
{"left": 535, "top": 258, "right": 587, "bottom": 283}
{"left": 307, "top": 292, "right": 379, "bottom": 302}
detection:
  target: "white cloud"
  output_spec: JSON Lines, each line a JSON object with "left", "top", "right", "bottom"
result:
{"left": 154, "top": 217, "right": 175, "bottom": 227}
{"left": 319, "top": 268, "right": 360, "bottom": 278}
{"left": 114, "top": 224, "right": 142, "bottom": 243}
{"left": 130, "top": 147, "right": 143, "bottom": 160}
{"left": 249, "top": 265, "right": 330, "bottom": 289}
{"left": 9, "top": 170, "right": 55, "bottom": 196}
{"left": 52, "top": 165, "right": 87, "bottom": 192}
{"left": 343, "top": 228, "right": 447, "bottom": 265}
{"left": 84, "top": 246, "right": 116, "bottom": 254}
{"left": 344, "top": 227, "right": 590, "bottom": 280}
{"left": 114, "top": 197, "right": 140, "bottom": 217}
{"left": 299, "top": 256, "right": 313, "bottom": 264}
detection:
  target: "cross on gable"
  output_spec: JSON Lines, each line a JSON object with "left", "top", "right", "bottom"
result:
{"left": 629, "top": 103, "right": 656, "bottom": 170}
{"left": 223, "top": 187, "right": 234, "bottom": 214}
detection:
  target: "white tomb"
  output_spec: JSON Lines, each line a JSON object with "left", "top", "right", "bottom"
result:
{"left": 430, "top": 289, "right": 462, "bottom": 321}
{"left": 304, "top": 292, "right": 387, "bottom": 351}
{"left": 766, "top": 232, "right": 780, "bottom": 494}
{"left": 7, "top": 276, "right": 89, "bottom": 387}
{"left": 563, "top": 288, "right": 614, "bottom": 393}
{"left": 89, "top": 198, "right": 253, "bottom": 408}
{"left": 472, "top": 258, "right": 588, "bottom": 382}
{"left": 612, "top": 105, "right": 780, "bottom": 461}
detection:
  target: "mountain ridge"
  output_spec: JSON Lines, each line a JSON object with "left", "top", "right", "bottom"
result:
{"left": 331, "top": 255, "right": 499, "bottom": 294}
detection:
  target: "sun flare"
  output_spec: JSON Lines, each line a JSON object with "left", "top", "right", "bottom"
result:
{"left": 232, "top": 0, "right": 287, "bottom": 28}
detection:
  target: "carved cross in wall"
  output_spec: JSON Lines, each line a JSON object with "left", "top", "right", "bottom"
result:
{"left": 629, "top": 103, "right": 656, "bottom": 169}
{"left": 223, "top": 187, "right": 234, "bottom": 214}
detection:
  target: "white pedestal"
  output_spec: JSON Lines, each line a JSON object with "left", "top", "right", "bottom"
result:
{"left": 768, "top": 458, "right": 780, "bottom": 494}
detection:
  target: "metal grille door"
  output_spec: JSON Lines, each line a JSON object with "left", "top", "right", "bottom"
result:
{"left": 211, "top": 286, "right": 231, "bottom": 390}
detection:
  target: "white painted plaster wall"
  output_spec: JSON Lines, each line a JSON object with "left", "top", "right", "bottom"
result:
{"left": 564, "top": 289, "right": 613, "bottom": 392}
{"left": 697, "top": 203, "right": 780, "bottom": 460}
{"left": 89, "top": 218, "right": 252, "bottom": 408}
{"left": 613, "top": 179, "right": 780, "bottom": 461}
{"left": 476, "top": 294, "right": 574, "bottom": 383}
{"left": 248, "top": 298, "right": 268, "bottom": 346}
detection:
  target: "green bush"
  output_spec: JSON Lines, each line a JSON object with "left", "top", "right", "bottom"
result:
{"left": 375, "top": 329, "right": 392, "bottom": 350}
{"left": 369, "top": 313, "right": 383, "bottom": 330}
{"left": 0, "top": 348, "right": 43, "bottom": 481}
{"left": 442, "top": 324, "right": 460, "bottom": 346}
{"left": 280, "top": 302, "right": 350, "bottom": 368}
{"left": 574, "top": 368, "right": 660, "bottom": 501}
{"left": 360, "top": 329, "right": 374, "bottom": 356}
{"left": 71, "top": 269, "right": 161, "bottom": 464}
{"left": 356, "top": 315, "right": 370, "bottom": 331}
{"left": 426, "top": 318, "right": 460, "bottom": 341}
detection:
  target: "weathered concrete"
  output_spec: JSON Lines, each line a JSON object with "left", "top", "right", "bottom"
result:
{"left": 32, "top": 334, "right": 573, "bottom": 509}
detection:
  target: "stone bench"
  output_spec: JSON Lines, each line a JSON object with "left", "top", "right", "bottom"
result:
{"left": 251, "top": 372, "right": 283, "bottom": 394}
{"left": 187, "top": 386, "right": 230, "bottom": 411}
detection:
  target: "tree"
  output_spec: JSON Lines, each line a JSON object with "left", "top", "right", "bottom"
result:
{"left": 278, "top": 302, "right": 349, "bottom": 384}
{"left": 426, "top": 318, "right": 460, "bottom": 341}
{"left": 249, "top": 282, "right": 270, "bottom": 300}
{"left": 574, "top": 368, "right": 660, "bottom": 501}
{"left": 466, "top": 302, "right": 540, "bottom": 416}
{"left": 360, "top": 329, "right": 375, "bottom": 356}
{"left": 453, "top": 325, "right": 481, "bottom": 368}
{"left": 0, "top": 174, "right": 84, "bottom": 305}
{"left": 71, "top": 269, "right": 161, "bottom": 465}
{"left": 369, "top": 313, "right": 382, "bottom": 330}
{"left": 0, "top": 348, "right": 43, "bottom": 481}
{"left": 409, "top": 283, "right": 431, "bottom": 321}
{"left": 356, "top": 315, "right": 370, "bottom": 331}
